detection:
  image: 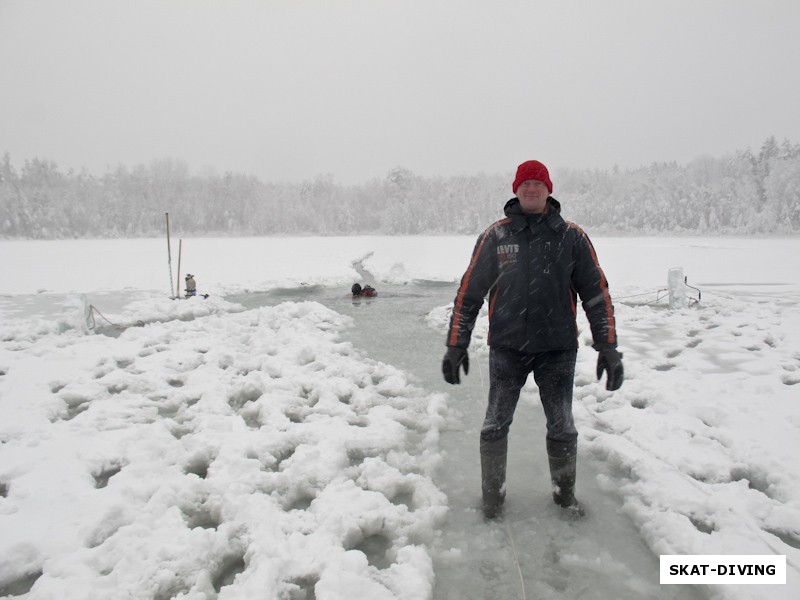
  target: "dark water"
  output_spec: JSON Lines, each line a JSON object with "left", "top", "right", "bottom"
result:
{"left": 227, "top": 282, "right": 706, "bottom": 600}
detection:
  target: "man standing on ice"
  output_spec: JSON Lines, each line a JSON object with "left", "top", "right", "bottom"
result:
{"left": 441, "top": 160, "right": 623, "bottom": 518}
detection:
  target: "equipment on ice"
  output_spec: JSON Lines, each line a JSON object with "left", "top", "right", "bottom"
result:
{"left": 668, "top": 267, "right": 687, "bottom": 309}
{"left": 185, "top": 274, "right": 197, "bottom": 297}
{"left": 668, "top": 267, "right": 702, "bottom": 308}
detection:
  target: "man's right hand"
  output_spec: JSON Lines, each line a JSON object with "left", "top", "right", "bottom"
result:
{"left": 442, "top": 347, "right": 469, "bottom": 384}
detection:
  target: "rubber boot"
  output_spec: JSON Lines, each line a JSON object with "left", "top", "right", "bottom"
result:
{"left": 546, "top": 439, "right": 585, "bottom": 517}
{"left": 480, "top": 436, "right": 508, "bottom": 519}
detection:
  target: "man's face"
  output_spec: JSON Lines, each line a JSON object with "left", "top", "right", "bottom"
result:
{"left": 516, "top": 180, "right": 549, "bottom": 214}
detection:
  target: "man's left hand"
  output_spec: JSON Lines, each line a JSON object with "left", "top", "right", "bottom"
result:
{"left": 596, "top": 345, "right": 624, "bottom": 391}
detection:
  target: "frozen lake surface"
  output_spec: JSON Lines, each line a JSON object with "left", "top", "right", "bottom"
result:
{"left": 1, "top": 235, "right": 799, "bottom": 599}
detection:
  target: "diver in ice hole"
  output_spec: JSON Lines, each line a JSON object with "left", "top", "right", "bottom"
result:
{"left": 351, "top": 283, "right": 377, "bottom": 298}
{"left": 441, "top": 160, "right": 624, "bottom": 518}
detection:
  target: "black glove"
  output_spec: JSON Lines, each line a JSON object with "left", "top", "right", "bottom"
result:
{"left": 442, "top": 346, "right": 469, "bottom": 384}
{"left": 596, "top": 345, "right": 624, "bottom": 391}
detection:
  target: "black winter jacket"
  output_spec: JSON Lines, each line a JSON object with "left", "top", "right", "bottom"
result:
{"left": 446, "top": 197, "right": 617, "bottom": 353}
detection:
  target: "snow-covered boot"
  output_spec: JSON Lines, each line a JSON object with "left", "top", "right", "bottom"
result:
{"left": 480, "top": 436, "right": 508, "bottom": 519}
{"left": 546, "top": 440, "right": 585, "bottom": 517}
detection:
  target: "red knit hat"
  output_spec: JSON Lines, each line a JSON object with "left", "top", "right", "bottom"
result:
{"left": 512, "top": 160, "right": 553, "bottom": 194}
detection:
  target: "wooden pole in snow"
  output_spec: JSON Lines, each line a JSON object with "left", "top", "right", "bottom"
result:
{"left": 176, "top": 239, "right": 183, "bottom": 298}
{"left": 166, "top": 213, "right": 175, "bottom": 297}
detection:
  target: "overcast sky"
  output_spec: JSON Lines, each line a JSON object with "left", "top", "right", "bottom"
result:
{"left": 2, "top": 0, "right": 799, "bottom": 184}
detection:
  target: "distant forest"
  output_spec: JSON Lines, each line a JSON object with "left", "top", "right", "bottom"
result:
{"left": 2, "top": 136, "right": 799, "bottom": 239}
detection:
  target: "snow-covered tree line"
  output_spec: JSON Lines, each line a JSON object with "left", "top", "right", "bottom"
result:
{"left": 1, "top": 137, "right": 798, "bottom": 239}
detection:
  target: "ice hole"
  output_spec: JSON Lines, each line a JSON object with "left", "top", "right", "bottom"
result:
{"left": 114, "top": 357, "right": 134, "bottom": 369}
{"left": 389, "top": 490, "right": 414, "bottom": 509}
{"left": 182, "top": 505, "right": 221, "bottom": 530}
{"left": 153, "top": 581, "right": 189, "bottom": 600}
{"left": 184, "top": 457, "right": 212, "bottom": 480}
{"left": 272, "top": 445, "right": 298, "bottom": 470}
{"left": 106, "top": 382, "right": 128, "bottom": 395}
{"left": 347, "top": 448, "right": 381, "bottom": 467}
{"left": 86, "top": 518, "right": 125, "bottom": 548}
{"left": 688, "top": 515, "right": 715, "bottom": 534}
{"left": 157, "top": 402, "right": 181, "bottom": 418}
{"left": 782, "top": 372, "right": 800, "bottom": 386}
{"left": 240, "top": 405, "right": 262, "bottom": 429}
{"left": 281, "top": 576, "right": 318, "bottom": 600}
{"left": 0, "top": 570, "right": 42, "bottom": 597}
{"left": 284, "top": 407, "right": 305, "bottom": 424}
{"left": 287, "top": 494, "right": 315, "bottom": 512}
{"left": 730, "top": 466, "right": 774, "bottom": 498}
{"left": 169, "top": 423, "right": 194, "bottom": 439}
{"left": 350, "top": 534, "right": 393, "bottom": 569}
{"left": 212, "top": 555, "right": 246, "bottom": 593}
{"left": 62, "top": 400, "right": 90, "bottom": 421}
{"left": 228, "top": 382, "right": 263, "bottom": 409}
{"left": 764, "top": 528, "right": 800, "bottom": 550}
{"left": 93, "top": 464, "right": 123, "bottom": 488}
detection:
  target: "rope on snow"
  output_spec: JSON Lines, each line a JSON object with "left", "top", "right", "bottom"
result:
{"left": 86, "top": 305, "right": 144, "bottom": 332}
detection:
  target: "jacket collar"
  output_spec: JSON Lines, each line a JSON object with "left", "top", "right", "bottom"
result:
{"left": 503, "top": 197, "right": 566, "bottom": 233}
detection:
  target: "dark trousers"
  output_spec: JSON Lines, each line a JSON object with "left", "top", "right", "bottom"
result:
{"left": 480, "top": 346, "right": 578, "bottom": 446}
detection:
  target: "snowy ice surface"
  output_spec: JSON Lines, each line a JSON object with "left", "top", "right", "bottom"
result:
{"left": 1, "top": 235, "right": 800, "bottom": 599}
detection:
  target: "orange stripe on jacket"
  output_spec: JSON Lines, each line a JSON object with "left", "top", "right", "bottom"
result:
{"left": 567, "top": 222, "right": 616, "bottom": 345}
{"left": 448, "top": 219, "right": 510, "bottom": 347}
